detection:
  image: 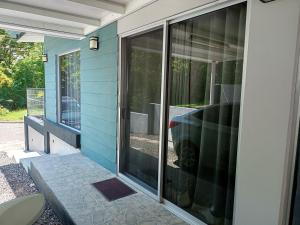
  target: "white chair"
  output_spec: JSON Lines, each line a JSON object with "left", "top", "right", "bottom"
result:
{"left": 0, "top": 194, "right": 45, "bottom": 225}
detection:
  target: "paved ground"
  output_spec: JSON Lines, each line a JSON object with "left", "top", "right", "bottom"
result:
{"left": 130, "top": 134, "right": 178, "bottom": 168}
{"left": 0, "top": 122, "right": 24, "bottom": 153}
{"left": 0, "top": 122, "right": 63, "bottom": 224}
{"left": 0, "top": 122, "right": 24, "bottom": 144}
{"left": 27, "top": 153, "right": 186, "bottom": 225}
{"left": 0, "top": 152, "right": 63, "bottom": 225}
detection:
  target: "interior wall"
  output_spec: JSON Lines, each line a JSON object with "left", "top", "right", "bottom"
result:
{"left": 233, "top": 1, "right": 300, "bottom": 225}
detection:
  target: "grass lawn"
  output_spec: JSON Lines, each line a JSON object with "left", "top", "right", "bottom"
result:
{"left": 0, "top": 109, "right": 27, "bottom": 121}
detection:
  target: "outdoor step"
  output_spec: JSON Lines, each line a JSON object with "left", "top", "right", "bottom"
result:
{"left": 24, "top": 153, "right": 187, "bottom": 225}
{"left": 2, "top": 148, "right": 45, "bottom": 171}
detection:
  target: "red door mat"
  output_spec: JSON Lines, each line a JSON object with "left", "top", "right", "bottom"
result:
{"left": 92, "top": 178, "right": 136, "bottom": 201}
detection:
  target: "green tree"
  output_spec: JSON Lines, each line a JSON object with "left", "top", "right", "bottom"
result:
{"left": 0, "top": 66, "right": 13, "bottom": 108}
{"left": 0, "top": 30, "right": 34, "bottom": 73}
{"left": 0, "top": 29, "right": 44, "bottom": 110}
{"left": 12, "top": 44, "right": 44, "bottom": 108}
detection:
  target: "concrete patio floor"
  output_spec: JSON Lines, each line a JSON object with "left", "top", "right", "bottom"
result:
{"left": 22, "top": 153, "right": 187, "bottom": 225}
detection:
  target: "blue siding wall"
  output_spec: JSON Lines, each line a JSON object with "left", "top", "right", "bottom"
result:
{"left": 44, "top": 37, "right": 80, "bottom": 122}
{"left": 80, "top": 23, "right": 118, "bottom": 172}
{"left": 44, "top": 22, "right": 118, "bottom": 172}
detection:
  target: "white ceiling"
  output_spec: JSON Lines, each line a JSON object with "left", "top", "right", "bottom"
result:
{"left": 0, "top": 0, "right": 155, "bottom": 40}
{"left": 7, "top": 0, "right": 109, "bottom": 19}
{"left": 17, "top": 32, "right": 44, "bottom": 42}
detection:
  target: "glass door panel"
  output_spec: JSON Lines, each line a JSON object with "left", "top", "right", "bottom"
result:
{"left": 120, "top": 28, "right": 163, "bottom": 192}
{"left": 163, "top": 3, "right": 247, "bottom": 225}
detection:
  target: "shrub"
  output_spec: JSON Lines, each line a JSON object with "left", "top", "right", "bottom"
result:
{"left": 0, "top": 105, "right": 9, "bottom": 116}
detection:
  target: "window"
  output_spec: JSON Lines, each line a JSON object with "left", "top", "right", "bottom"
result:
{"left": 59, "top": 50, "right": 81, "bottom": 130}
{"left": 163, "top": 3, "right": 246, "bottom": 224}
{"left": 119, "top": 2, "right": 247, "bottom": 225}
{"left": 119, "top": 28, "right": 163, "bottom": 192}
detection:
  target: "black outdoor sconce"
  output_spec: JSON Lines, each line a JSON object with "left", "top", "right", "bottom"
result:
{"left": 89, "top": 36, "right": 99, "bottom": 50}
{"left": 260, "top": 0, "right": 276, "bottom": 3}
{"left": 42, "top": 54, "right": 48, "bottom": 62}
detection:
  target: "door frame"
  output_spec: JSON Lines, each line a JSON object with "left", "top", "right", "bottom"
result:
{"left": 280, "top": 17, "right": 300, "bottom": 225}
{"left": 117, "top": 0, "right": 248, "bottom": 224}
{"left": 56, "top": 48, "right": 81, "bottom": 132}
{"left": 117, "top": 22, "right": 166, "bottom": 201}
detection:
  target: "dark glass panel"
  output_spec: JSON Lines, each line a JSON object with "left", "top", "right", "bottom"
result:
{"left": 120, "top": 28, "right": 163, "bottom": 191}
{"left": 163, "top": 3, "right": 247, "bottom": 225}
{"left": 59, "top": 51, "right": 80, "bottom": 130}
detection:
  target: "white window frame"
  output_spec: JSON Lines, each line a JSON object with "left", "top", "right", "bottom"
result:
{"left": 280, "top": 36, "right": 300, "bottom": 225}
{"left": 57, "top": 48, "right": 81, "bottom": 132}
{"left": 117, "top": 1, "right": 249, "bottom": 225}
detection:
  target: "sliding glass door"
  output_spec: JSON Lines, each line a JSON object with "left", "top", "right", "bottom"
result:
{"left": 119, "top": 28, "right": 163, "bottom": 192}
{"left": 120, "top": 2, "right": 247, "bottom": 224}
{"left": 163, "top": 3, "right": 246, "bottom": 225}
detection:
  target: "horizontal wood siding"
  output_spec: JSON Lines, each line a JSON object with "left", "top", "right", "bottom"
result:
{"left": 80, "top": 23, "right": 118, "bottom": 173}
{"left": 44, "top": 37, "right": 80, "bottom": 122}
{"left": 44, "top": 22, "right": 118, "bottom": 173}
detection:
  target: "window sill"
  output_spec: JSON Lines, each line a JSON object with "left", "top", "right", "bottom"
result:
{"left": 44, "top": 119, "right": 81, "bottom": 149}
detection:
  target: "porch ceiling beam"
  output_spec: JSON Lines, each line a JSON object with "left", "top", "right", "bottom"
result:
{"left": 0, "top": 15, "right": 85, "bottom": 40}
{"left": 68, "top": 0, "right": 126, "bottom": 14}
{"left": 0, "top": 1, "right": 101, "bottom": 26}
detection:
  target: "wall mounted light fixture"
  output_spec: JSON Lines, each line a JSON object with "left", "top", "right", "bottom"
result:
{"left": 90, "top": 36, "right": 99, "bottom": 50}
{"left": 260, "top": 0, "right": 275, "bottom": 3}
{"left": 42, "top": 54, "right": 48, "bottom": 62}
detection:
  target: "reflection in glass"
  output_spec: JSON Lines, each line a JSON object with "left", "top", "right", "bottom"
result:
{"left": 163, "top": 3, "right": 247, "bottom": 225}
{"left": 290, "top": 125, "right": 300, "bottom": 225}
{"left": 120, "top": 29, "right": 163, "bottom": 191}
{"left": 59, "top": 51, "right": 81, "bottom": 130}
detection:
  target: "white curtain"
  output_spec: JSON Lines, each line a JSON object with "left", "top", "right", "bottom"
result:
{"left": 164, "top": 3, "right": 246, "bottom": 225}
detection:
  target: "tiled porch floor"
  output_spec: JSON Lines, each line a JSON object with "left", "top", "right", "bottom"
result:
{"left": 22, "top": 153, "right": 187, "bottom": 225}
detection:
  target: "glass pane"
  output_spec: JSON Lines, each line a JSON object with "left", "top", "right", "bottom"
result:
{"left": 290, "top": 125, "right": 300, "bottom": 225}
{"left": 59, "top": 51, "right": 81, "bottom": 130}
{"left": 120, "top": 28, "right": 163, "bottom": 192}
{"left": 163, "top": 3, "right": 247, "bottom": 225}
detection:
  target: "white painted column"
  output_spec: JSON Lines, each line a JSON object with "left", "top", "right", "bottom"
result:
{"left": 233, "top": 1, "right": 300, "bottom": 225}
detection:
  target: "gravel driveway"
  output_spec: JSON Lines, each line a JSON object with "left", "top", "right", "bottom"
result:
{"left": 0, "top": 152, "right": 63, "bottom": 225}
